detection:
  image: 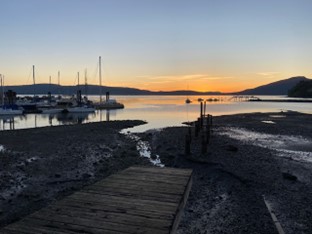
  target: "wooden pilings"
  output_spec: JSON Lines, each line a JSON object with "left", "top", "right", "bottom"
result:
{"left": 184, "top": 103, "right": 213, "bottom": 155}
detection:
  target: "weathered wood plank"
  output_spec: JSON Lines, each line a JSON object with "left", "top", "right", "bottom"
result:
{"left": 94, "top": 179, "right": 186, "bottom": 194}
{"left": 29, "top": 214, "right": 168, "bottom": 234}
{"left": 108, "top": 173, "right": 189, "bottom": 185}
{"left": 124, "top": 167, "right": 192, "bottom": 177}
{"left": 83, "top": 186, "right": 181, "bottom": 203}
{"left": 171, "top": 172, "right": 193, "bottom": 234}
{"left": 1, "top": 166, "right": 193, "bottom": 234}
{"left": 5, "top": 217, "right": 131, "bottom": 234}
{"left": 55, "top": 199, "right": 176, "bottom": 218}
{"left": 31, "top": 206, "right": 172, "bottom": 229}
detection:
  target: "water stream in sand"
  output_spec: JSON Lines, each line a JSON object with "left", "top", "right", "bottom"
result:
{"left": 120, "top": 129, "right": 165, "bottom": 167}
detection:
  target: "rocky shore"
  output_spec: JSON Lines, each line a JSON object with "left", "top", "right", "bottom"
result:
{"left": 1, "top": 112, "right": 312, "bottom": 234}
{"left": 140, "top": 111, "right": 312, "bottom": 234}
{"left": 0, "top": 120, "right": 150, "bottom": 228}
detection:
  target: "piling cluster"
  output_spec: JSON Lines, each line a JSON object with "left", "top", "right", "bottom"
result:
{"left": 185, "top": 101, "right": 213, "bottom": 155}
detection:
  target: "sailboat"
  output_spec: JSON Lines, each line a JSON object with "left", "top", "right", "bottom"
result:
{"left": 15, "top": 65, "right": 39, "bottom": 113}
{"left": 185, "top": 85, "right": 192, "bottom": 104}
{"left": 67, "top": 72, "right": 95, "bottom": 113}
{"left": 95, "top": 56, "right": 124, "bottom": 109}
{"left": 0, "top": 74, "right": 23, "bottom": 115}
{"left": 39, "top": 75, "right": 64, "bottom": 114}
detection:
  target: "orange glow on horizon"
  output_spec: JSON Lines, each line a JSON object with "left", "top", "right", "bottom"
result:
{"left": 4, "top": 71, "right": 310, "bottom": 93}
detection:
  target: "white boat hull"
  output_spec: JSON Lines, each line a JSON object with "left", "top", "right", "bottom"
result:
{"left": 0, "top": 109, "right": 23, "bottom": 115}
{"left": 40, "top": 108, "right": 65, "bottom": 114}
{"left": 67, "top": 107, "right": 95, "bottom": 113}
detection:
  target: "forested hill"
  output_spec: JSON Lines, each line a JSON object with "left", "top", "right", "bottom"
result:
{"left": 288, "top": 80, "right": 312, "bottom": 98}
{"left": 237, "top": 76, "right": 309, "bottom": 95}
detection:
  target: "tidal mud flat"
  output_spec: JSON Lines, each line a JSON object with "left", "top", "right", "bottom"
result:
{"left": 0, "top": 120, "right": 150, "bottom": 228}
{"left": 1, "top": 112, "right": 312, "bottom": 234}
{"left": 140, "top": 111, "right": 312, "bottom": 234}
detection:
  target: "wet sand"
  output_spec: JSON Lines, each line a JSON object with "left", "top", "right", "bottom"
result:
{"left": 1, "top": 112, "right": 312, "bottom": 233}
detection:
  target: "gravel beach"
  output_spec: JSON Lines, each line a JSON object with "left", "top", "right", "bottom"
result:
{"left": 1, "top": 112, "right": 312, "bottom": 234}
{"left": 140, "top": 111, "right": 312, "bottom": 234}
{"left": 0, "top": 120, "right": 150, "bottom": 228}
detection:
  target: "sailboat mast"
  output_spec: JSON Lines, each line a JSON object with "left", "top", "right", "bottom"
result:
{"left": 58, "top": 71, "right": 60, "bottom": 95}
{"left": 0, "top": 74, "right": 3, "bottom": 106}
{"left": 99, "top": 56, "right": 102, "bottom": 103}
{"left": 33, "top": 65, "right": 35, "bottom": 98}
{"left": 84, "top": 69, "right": 88, "bottom": 96}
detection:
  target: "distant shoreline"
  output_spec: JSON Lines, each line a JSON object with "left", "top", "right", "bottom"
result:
{"left": 248, "top": 98, "right": 312, "bottom": 103}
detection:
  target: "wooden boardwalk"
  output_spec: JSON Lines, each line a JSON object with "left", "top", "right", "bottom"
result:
{"left": 2, "top": 166, "right": 193, "bottom": 234}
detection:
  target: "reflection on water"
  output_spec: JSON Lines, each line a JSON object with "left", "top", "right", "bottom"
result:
{"left": 1, "top": 95, "right": 312, "bottom": 131}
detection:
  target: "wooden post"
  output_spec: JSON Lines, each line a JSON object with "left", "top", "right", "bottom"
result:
{"left": 201, "top": 133, "right": 207, "bottom": 154}
{"left": 195, "top": 121, "right": 199, "bottom": 137}
{"left": 185, "top": 134, "right": 191, "bottom": 155}
{"left": 200, "top": 101, "right": 203, "bottom": 118}
{"left": 188, "top": 127, "right": 192, "bottom": 142}
{"left": 206, "top": 123, "right": 210, "bottom": 144}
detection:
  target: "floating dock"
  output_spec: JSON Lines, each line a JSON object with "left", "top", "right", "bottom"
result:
{"left": 1, "top": 166, "right": 193, "bottom": 234}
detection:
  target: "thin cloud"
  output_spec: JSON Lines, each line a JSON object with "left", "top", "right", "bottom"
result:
{"left": 256, "top": 72, "right": 281, "bottom": 77}
{"left": 137, "top": 74, "right": 232, "bottom": 82}
{"left": 201, "top": 76, "right": 233, "bottom": 80}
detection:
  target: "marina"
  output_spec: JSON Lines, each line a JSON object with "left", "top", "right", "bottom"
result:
{"left": 0, "top": 95, "right": 311, "bottom": 131}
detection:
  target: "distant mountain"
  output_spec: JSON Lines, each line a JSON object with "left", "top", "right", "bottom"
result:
{"left": 288, "top": 80, "right": 312, "bottom": 97}
{"left": 4, "top": 84, "right": 221, "bottom": 96}
{"left": 5, "top": 76, "right": 310, "bottom": 96}
{"left": 237, "top": 76, "right": 310, "bottom": 95}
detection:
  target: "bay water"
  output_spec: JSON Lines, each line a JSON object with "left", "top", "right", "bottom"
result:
{"left": 1, "top": 95, "right": 311, "bottom": 132}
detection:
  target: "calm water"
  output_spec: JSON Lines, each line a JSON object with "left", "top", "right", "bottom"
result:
{"left": 1, "top": 95, "right": 312, "bottom": 132}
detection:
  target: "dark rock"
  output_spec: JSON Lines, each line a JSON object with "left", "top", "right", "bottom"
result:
{"left": 282, "top": 172, "right": 297, "bottom": 181}
{"left": 82, "top": 173, "right": 92, "bottom": 179}
{"left": 226, "top": 145, "right": 238, "bottom": 152}
{"left": 54, "top": 173, "right": 61, "bottom": 178}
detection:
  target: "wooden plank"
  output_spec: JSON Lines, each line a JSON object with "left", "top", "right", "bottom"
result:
{"left": 83, "top": 185, "right": 181, "bottom": 203}
{"left": 1, "top": 166, "right": 193, "bottom": 234}
{"left": 31, "top": 206, "right": 172, "bottom": 229}
{"left": 55, "top": 199, "right": 176, "bottom": 219}
{"left": 108, "top": 173, "right": 189, "bottom": 185}
{"left": 5, "top": 217, "right": 131, "bottom": 234}
{"left": 94, "top": 179, "right": 186, "bottom": 195}
{"left": 124, "top": 166, "right": 192, "bottom": 177}
{"left": 59, "top": 196, "right": 176, "bottom": 216}
{"left": 28, "top": 214, "right": 168, "bottom": 234}
{"left": 171, "top": 172, "right": 193, "bottom": 234}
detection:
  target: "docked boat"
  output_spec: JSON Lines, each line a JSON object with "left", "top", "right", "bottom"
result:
{"left": 95, "top": 56, "right": 124, "bottom": 110}
{"left": 67, "top": 105, "right": 96, "bottom": 113}
{"left": 0, "top": 75, "right": 23, "bottom": 115}
{"left": 0, "top": 105, "right": 23, "bottom": 115}
{"left": 65, "top": 85, "right": 95, "bottom": 113}
{"left": 185, "top": 98, "right": 192, "bottom": 104}
{"left": 95, "top": 92, "right": 124, "bottom": 109}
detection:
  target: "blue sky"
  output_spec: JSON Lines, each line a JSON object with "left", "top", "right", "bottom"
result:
{"left": 1, "top": 0, "right": 312, "bottom": 91}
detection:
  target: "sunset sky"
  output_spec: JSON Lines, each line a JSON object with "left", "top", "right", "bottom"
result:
{"left": 1, "top": 0, "right": 312, "bottom": 92}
